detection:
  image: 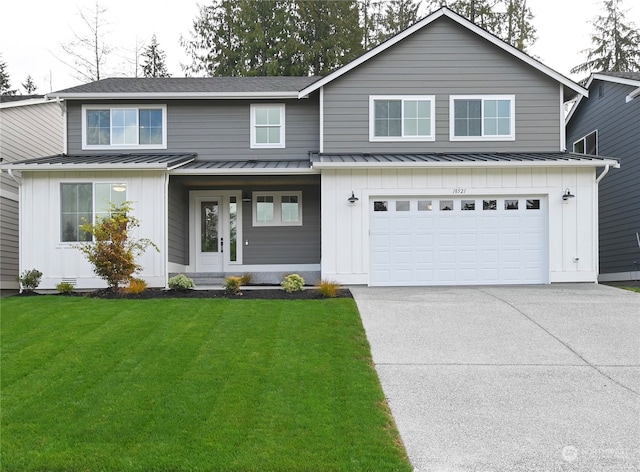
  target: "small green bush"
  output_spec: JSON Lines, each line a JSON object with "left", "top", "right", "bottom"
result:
{"left": 56, "top": 282, "right": 75, "bottom": 294}
{"left": 125, "top": 278, "right": 148, "bottom": 294}
{"left": 281, "top": 274, "right": 305, "bottom": 293}
{"left": 168, "top": 274, "right": 195, "bottom": 291}
{"left": 317, "top": 279, "right": 341, "bottom": 298}
{"left": 224, "top": 276, "right": 243, "bottom": 295}
{"left": 17, "top": 269, "right": 43, "bottom": 292}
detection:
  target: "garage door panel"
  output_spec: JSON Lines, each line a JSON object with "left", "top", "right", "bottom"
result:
{"left": 371, "top": 197, "right": 547, "bottom": 286}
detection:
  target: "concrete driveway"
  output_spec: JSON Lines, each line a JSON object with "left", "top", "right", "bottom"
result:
{"left": 351, "top": 284, "right": 640, "bottom": 472}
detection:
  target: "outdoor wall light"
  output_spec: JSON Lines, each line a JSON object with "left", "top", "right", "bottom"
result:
{"left": 112, "top": 183, "right": 127, "bottom": 192}
{"left": 348, "top": 191, "right": 359, "bottom": 204}
{"left": 562, "top": 188, "right": 575, "bottom": 201}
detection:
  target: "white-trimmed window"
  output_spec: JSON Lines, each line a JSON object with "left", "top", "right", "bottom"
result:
{"left": 450, "top": 95, "right": 515, "bottom": 141}
{"left": 82, "top": 105, "right": 167, "bottom": 150}
{"left": 573, "top": 130, "right": 598, "bottom": 155}
{"left": 251, "top": 104, "right": 285, "bottom": 148}
{"left": 60, "top": 182, "right": 127, "bottom": 242}
{"left": 369, "top": 96, "right": 435, "bottom": 141}
{"left": 252, "top": 191, "right": 302, "bottom": 226}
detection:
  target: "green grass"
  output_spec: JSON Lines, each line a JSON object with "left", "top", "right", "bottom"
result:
{"left": 619, "top": 286, "right": 640, "bottom": 293}
{"left": 1, "top": 297, "right": 411, "bottom": 472}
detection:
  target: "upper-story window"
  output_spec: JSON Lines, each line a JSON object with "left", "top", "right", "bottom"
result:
{"left": 369, "top": 96, "right": 435, "bottom": 141}
{"left": 82, "top": 106, "right": 167, "bottom": 150}
{"left": 573, "top": 130, "right": 598, "bottom": 155}
{"left": 250, "top": 104, "right": 285, "bottom": 149}
{"left": 450, "top": 95, "right": 515, "bottom": 141}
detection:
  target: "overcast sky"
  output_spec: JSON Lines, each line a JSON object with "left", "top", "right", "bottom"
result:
{"left": 1, "top": 0, "right": 639, "bottom": 94}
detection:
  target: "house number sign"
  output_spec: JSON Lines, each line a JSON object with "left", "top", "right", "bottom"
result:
{"left": 452, "top": 188, "right": 467, "bottom": 194}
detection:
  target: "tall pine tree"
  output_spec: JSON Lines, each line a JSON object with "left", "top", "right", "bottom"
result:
{"left": 22, "top": 75, "right": 38, "bottom": 94}
{"left": 377, "top": 0, "right": 421, "bottom": 42}
{"left": 0, "top": 55, "right": 16, "bottom": 96}
{"left": 571, "top": 0, "right": 640, "bottom": 73}
{"left": 141, "top": 35, "right": 171, "bottom": 78}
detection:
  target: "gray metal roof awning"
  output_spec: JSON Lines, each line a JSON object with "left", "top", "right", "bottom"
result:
{"left": 2, "top": 153, "right": 197, "bottom": 171}
{"left": 172, "top": 159, "right": 317, "bottom": 175}
{"left": 311, "top": 152, "right": 620, "bottom": 168}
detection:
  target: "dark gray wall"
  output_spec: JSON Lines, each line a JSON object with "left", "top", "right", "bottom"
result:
{"left": 67, "top": 96, "right": 320, "bottom": 160}
{"left": 323, "top": 17, "right": 562, "bottom": 153}
{"left": 168, "top": 175, "right": 321, "bottom": 266}
{"left": 567, "top": 79, "right": 640, "bottom": 275}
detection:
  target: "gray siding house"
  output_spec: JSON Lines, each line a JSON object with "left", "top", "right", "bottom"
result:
{"left": 2, "top": 8, "right": 618, "bottom": 289}
{"left": 0, "top": 97, "right": 64, "bottom": 289}
{"left": 566, "top": 72, "right": 640, "bottom": 282}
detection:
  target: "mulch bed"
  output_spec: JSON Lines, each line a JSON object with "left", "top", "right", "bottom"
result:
{"left": 18, "top": 287, "right": 352, "bottom": 300}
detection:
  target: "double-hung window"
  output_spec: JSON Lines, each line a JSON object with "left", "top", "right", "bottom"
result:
{"left": 82, "top": 105, "right": 166, "bottom": 149}
{"left": 253, "top": 191, "right": 302, "bottom": 226}
{"left": 251, "top": 104, "right": 285, "bottom": 148}
{"left": 60, "top": 182, "right": 127, "bottom": 242}
{"left": 450, "top": 95, "right": 515, "bottom": 141}
{"left": 370, "top": 96, "right": 435, "bottom": 141}
{"left": 572, "top": 130, "right": 598, "bottom": 155}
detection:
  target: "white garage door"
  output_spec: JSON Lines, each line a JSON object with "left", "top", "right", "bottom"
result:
{"left": 370, "top": 197, "right": 547, "bottom": 286}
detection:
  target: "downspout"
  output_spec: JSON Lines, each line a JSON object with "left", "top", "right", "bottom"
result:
{"left": 593, "top": 163, "right": 618, "bottom": 282}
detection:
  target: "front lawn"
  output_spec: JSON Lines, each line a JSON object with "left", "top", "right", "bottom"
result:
{"left": 1, "top": 297, "right": 410, "bottom": 471}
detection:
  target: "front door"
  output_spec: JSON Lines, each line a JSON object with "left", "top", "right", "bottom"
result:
{"left": 195, "top": 196, "right": 223, "bottom": 272}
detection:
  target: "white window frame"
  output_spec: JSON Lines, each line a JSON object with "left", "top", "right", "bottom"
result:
{"left": 572, "top": 130, "right": 598, "bottom": 155}
{"left": 252, "top": 191, "right": 302, "bottom": 227}
{"left": 82, "top": 105, "right": 167, "bottom": 150}
{"left": 369, "top": 95, "right": 436, "bottom": 142}
{"left": 60, "top": 181, "right": 128, "bottom": 243}
{"left": 449, "top": 95, "right": 515, "bottom": 141}
{"left": 250, "top": 104, "right": 286, "bottom": 149}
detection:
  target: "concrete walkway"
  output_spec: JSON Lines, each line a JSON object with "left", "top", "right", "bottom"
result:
{"left": 351, "top": 284, "right": 640, "bottom": 471}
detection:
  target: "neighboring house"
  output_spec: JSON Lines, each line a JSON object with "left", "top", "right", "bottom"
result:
{"left": 1, "top": 7, "right": 619, "bottom": 289}
{"left": 0, "top": 96, "right": 64, "bottom": 290}
{"left": 566, "top": 72, "right": 640, "bottom": 283}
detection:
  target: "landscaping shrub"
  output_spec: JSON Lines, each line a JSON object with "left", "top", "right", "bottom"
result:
{"left": 56, "top": 282, "right": 74, "bottom": 294}
{"left": 125, "top": 278, "right": 148, "bottom": 294}
{"left": 317, "top": 279, "right": 341, "bottom": 298}
{"left": 76, "top": 202, "right": 158, "bottom": 288}
{"left": 281, "top": 274, "right": 305, "bottom": 293}
{"left": 239, "top": 272, "right": 253, "bottom": 285}
{"left": 224, "top": 276, "right": 243, "bottom": 294}
{"left": 168, "top": 274, "right": 195, "bottom": 291}
{"left": 17, "top": 269, "right": 42, "bottom": 292}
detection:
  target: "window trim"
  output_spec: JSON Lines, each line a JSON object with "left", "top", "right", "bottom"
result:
{"left": 59, "top": 181, "right": 128, "bottom": 243}
{"left": 252, "top": 191, "right": 302, "bottom": 227}
{"left": 81, "top": 105, "right": 167, "bottom": 150}
{"left": 369, "top": 95, "right": 436, "bottom": 142}
{"left": 449, "top": 95, "right": 515, "bottom": 141}
{"left": 572, "top": 130, "right": 598, "bottom": 155}
{"left": 250, "top": 104, "right": 286, "bottom": 149}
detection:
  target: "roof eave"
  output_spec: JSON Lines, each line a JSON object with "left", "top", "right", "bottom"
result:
{"left": 311, "top": 159, "right": 619, "bottom": 169}
{"left": 170, "top": 167, "right": 319, "bottom": 176}
{"left": 46, "top": 91, "right": 303, "bottom": 100}
{"left": 4, "top": 163, "right": 175, "bottom": 171}
{"left": 298, "top": 7, "right": 587, "bottom": 99}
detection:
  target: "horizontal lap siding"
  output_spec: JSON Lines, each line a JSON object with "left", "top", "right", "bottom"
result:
{"left": 168, "top": 180, "right": 189, "bottom": 265}
{"left": 323, "top": 17, "right": 560, "bottom": 153}
{"left": 67, "top": 97, "right": 320, "bottom": 160}
{"left": 0, "top": 197, "right": 19, "bottom": 284}
{"left": 566, "top": 81, "right": 640, "bottom": 275}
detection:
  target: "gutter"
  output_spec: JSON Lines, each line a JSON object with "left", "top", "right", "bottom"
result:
{"left": 596, "top": 162, "right": 619, "bottom": 184}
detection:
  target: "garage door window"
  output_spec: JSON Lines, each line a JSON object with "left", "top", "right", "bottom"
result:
{"left": 396, "top": 200, "right": 410, "bottom": 211}
{"left": 483, "top": 199, "right": 497, "bottom": 210}
{"left": 440, "top": 200, "right": 453, "bottom": 211}
{"left": 505, "top": 199, "right": 519, "bottom": 210}
{"left": 526, "top": 199, "right": 540, "bottom": 210}
{"left": 374, "top": 201, "right": 388, "bottom": 211}
{"left": 418, "top": 200, "right": 432, "bottom": 211}
{"left": 462, "top": 200, "right": 476, "bottom": 210}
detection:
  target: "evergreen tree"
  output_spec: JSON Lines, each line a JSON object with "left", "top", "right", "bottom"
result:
{"left": 359, "top": 0, "right": 385, "bottom": 49}
{"left": 502, "top": 0, "right": 536, "bottom": 52}
{"left": 0, "top": 55, "right": 16, "bottom": 95}
{"left": 377, "top": 0, "right": 421, "bottom": 42}
{"left": 22, "top": 75, "right": 38, "bottom": 94}
{"left": 571, "top": 0, "right": 640, "bottom": 74}
{"left": 141, "top": 35, "right": 171, "bottom": 78}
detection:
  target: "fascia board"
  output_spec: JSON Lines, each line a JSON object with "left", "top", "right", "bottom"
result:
{"left": 591, "top": 73, "right": 640, "bottom": 88}
{"left": 311, "top": 159, "right": 619, "bottom": 170}
{"left": 46, "top": 91, "right": 302, "bottom": 100}
{"left": 5, "top": 163, "right": 173, "bottom": 171}
{"left": 0, "top": 98, "right": 56, "bottom": 109}
{"left": 298, "top": 8, "right": 587, "bottom": 99}
{"left": 626, "top": 87, "right": 640, "bottom": 102}
{"left": 170, "top": 167, "right": 319, "bottom": 176}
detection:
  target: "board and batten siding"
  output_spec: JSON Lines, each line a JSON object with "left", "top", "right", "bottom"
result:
{"left": 566, "top": 80, "right": 640, "bottom": 279}
{"left": 0, "top": 100, "right": 64, "bottom": 289}
{"left": 321, "top": 166, "right": 598, "bottom": 285}
{"left": 66, "top": 97, "right": 320, "bottom": 160}
{"left": 167, "top": 175, "right": 321, "bottom": 267}
{"left": 322, "top": 17, "right": 561, "bottom": 154}
{"left": 20, "top": 170, "right": 167, "bottom": 289}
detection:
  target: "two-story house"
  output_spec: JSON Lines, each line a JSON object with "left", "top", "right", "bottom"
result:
{"left": 566, "top": 72, "right": 640, "bottom": 283}
{"left": 2, "top": 7, "right": 618, "bottom": 289}
{"left": 0, "top": 96, "right": 64, "bottom": 290}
